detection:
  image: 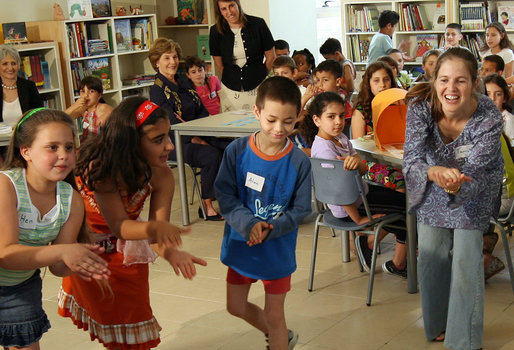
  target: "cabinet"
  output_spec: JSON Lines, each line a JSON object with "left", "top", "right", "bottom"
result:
{"left": 342, "top": 0, "right": 448, "bottom": 67}
{"left": 27, "top": 14, "right": 158, "bottom": 107}
{"left": 17, "top": 41, "right": 65, "bottom": 110}
{"left": 452, "top": 0, "right": 514, "bottom": 61}
{"left": 155, "top": 0, "right": 216, "bottom": 75}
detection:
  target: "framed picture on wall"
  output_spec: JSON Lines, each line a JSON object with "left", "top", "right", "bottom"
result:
{"left": 2, "top": 22, "right": 28, "bottom": 44}
{"left": 91, "top": 0, "right": 111, "bottom": 17}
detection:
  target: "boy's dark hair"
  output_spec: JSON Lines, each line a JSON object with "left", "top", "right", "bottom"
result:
{"left": 483, "top": 54, "right": 505, "bottom": 73}
{"left": 300, "top": 92, "right": 346, "bottom": 146}
{"left": 446, "top": 23, "right": 462, "bottom": 32}
{"left": 274, "top": 39, "right": 289, "bottom": 51}
{"left": 292, "top": 48, "right": 316, "bottom": 74}
{"left": 76, "top": 96, "right": 169, "bottom": 194}
{"left": 385, "top": 48, "right": 401, "bottom": 55}
{"left": 272, "top": 55, "right": 296, "bottom": 71}
{"left": 378, "top": 10, "right": 400, "bottom": 29}
{"left": 483, "top": 73, "right": 512, "bottom": 112}
{"left": 319, "top": 38, "right": 342, "bottom": 55}
{"left": 314, "top": 59, "right": 343, "bottom": 78}
{"left": 255, "top": 76, "right": 301, "bottom": 114}
{"left": 422, "top": 49, "right": 441, "bottom": 64}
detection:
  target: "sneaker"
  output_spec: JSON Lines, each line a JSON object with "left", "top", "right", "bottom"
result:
{"left": 382, "top": 260, "right": 407, "bottom": 278}
{"left": 355, "top": 235, "right": 372, "bottom": 272}
{"left": 265, "top": 329, "right": 298, "bottom": 350}
{"left": 288, "top": 329, "right": 298, "bottom": 350}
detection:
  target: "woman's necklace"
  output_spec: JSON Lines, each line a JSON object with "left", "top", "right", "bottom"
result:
{"left": 2, "top": 83, "right": 17, "bottom": 90}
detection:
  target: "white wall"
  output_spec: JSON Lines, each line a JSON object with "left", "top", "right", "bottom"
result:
{"left": 268, "top": 0, "right": 317, "bottom": 59}
{"left": 240, "top": 0, "right": 270, "bottom": 25}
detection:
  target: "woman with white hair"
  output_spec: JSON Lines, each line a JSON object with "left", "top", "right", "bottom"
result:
{"left": 0, "top": 44, "right": 43, "bottom": 127}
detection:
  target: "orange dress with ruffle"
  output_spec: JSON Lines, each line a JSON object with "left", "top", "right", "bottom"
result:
{"left": 58, "top": 177, "right": 161, "bottom": 350}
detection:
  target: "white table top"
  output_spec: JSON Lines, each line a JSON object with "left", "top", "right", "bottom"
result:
{"left": 170, "top": 111, "right": 260, "bottom": 137}
{"left": 350, "top": 137, "right": 403, "bottom": 167}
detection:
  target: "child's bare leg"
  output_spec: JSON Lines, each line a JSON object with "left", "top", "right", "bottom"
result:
{"left": 264, "top": 293, "right": 288, "bottom": 350}
{"left": 226, "top": 283, "right": 268, "bottom": 334}
{"left": 392, "top": 241, "right": 407, "bottom": 269}
{"left": 366, "top": 228, "right": 389, "bottom": 248}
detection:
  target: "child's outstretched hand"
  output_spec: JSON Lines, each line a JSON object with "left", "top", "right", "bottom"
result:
{"left": 164, "top": 249, "right": 208, "bottom": 280}
{"left": 150, "top": 221, "right": 190, "bottom": 249}
{"left": 62, "top": 244, "right": 110, "bottom": 282}
{"left": 247, "top": 222, "right": 273, "bottom": 246}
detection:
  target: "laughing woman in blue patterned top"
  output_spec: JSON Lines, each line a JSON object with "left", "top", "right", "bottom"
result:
{"left": 404, "top": 48, "right": 503, "bottom": 350}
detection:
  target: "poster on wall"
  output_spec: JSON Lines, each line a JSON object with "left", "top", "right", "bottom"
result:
{"left": 67, "top": 0, "right": 93, "bottom": 19}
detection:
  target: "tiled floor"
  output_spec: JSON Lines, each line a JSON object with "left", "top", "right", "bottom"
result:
{"left": 40, "top": 170, "right": 514, "bottom": 349}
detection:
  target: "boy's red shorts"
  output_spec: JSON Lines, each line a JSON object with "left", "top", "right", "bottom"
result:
{"left": 226, "top": 267, "right": 291, "bottom": 294}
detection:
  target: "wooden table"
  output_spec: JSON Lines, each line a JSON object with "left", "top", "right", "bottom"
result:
{"left": 351, "top": 138, "right": 418, "bottom": 294}
{"left": 170, "top": 111, "right": 260, "bottom": 226}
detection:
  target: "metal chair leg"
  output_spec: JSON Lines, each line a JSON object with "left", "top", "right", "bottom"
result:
{"left": 366, "top": 225, "right": 382, "bottom": 306}
{"left": 308, "top": 218, "right": 322, "bottom": 292}
{"left": 491, "top": 220, "right": 514, "bottom": 294}
{"left": 341, "top": 230, "right": 350, "bottom": 263}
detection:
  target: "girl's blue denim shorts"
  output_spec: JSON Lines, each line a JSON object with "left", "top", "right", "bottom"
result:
{"left": 0, "top": 270, "right": 51, "bottom": 347}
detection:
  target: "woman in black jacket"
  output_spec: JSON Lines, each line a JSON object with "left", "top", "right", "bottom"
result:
{"left": 209, "top": 0, "right": 275, "bottom": 110}
{"left": 0, "top": 45, "right": 43, "bottom": 126}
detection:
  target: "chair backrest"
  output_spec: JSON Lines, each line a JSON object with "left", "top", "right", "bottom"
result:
{"left": 310, "top": 158, "right": 365, "bottom": 206}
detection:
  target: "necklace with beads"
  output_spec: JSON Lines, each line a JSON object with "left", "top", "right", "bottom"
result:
{"left": 2, "top": 83, "right": 17, "bottom": 90}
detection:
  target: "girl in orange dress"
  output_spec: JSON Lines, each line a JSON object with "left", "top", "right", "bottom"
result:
{"left": 58, "top": 97, "right": 207, "bottom": 349}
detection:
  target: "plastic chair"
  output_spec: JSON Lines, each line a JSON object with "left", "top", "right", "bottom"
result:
{"left": 167, "top": 161, "right": 206, "bottom": 219}
{"left": 308, "top": 158, "right": 404, "bottom": 306}
{"left": 490, "top": 203, "right": 514, "bottom": 294}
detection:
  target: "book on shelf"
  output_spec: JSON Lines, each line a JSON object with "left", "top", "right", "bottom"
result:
{"left": 460, "top": 2, "right": 485, "bottom": 31}
{"left": 67, "top": 0, "right": 93, "bottom": 19}
{"left": 87, "top": 57, "right": 111, "bottom": 90}
{"left": 70, "top": 57, "right": 111, "bottom": 94}
{"left": 114, "top": 19, "right": 132, "bottom": 52}
{"left": 415, "top": 34, "right": 439, "bottom": 61}
{"left": 348, "top": 6, "right": 379, "bottom": 32}
{"left": 432, "top": 4, "right": 446, "bottom": 31}
{"left": 196, "top": 35, "right": 210, "bottom": 60}
{"left": 122, "top": 74, "right": 155, "bottom": 86}
{"left": 131, "top": 18, "right": 152, "bottom": 50}
{"left": 42, "top": 96, "right": 58, "bottom": 109}
{"left": 2, "top": 22, "right": 28, "bottom": 44}
{"left": 401, "top": 4, "right": 430, "bottom": 31}
{"left": 498, "top": 5, "right": 514, "bottom": 30}
{"left": 91, "top": 0, "right": 111, "bottom": 17}
{"left": 20, "top": 56, "right": 32, "bottom": 80}
{"left": 462, "top": 33, "right": 484, "bottom": 61}
{"left": 88, "top": 22, "right": 111, "bottom": 54}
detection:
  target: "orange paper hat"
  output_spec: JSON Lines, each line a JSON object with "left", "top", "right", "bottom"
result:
{"left": 371, "top": 88, "right": 408, "bottom": 150}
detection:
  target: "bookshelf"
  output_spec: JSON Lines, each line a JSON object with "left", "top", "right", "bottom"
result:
{"left": 452, "top": 0, "right": 514, "bottom": 61}
{"left": 27, "top": 14, "right": 158, "bottom": 108}
{"left": 16, "top": 41, "right": 65, "bottom": 110}
{"left": 156, "top": 0, "right": 216, "bottom": 76}
{"left": 342, "top": 0, "right": 449, "bottom": 68}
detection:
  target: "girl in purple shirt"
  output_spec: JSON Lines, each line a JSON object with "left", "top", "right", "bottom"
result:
{"left": 305, "top": 92, "right": 408, "bottom": 277}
